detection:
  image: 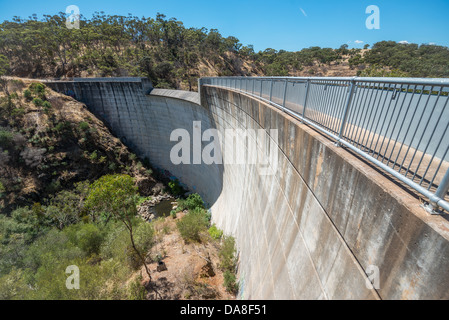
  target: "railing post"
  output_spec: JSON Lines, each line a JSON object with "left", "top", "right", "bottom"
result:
{"left": 427, "top": 168, "right": 449, "bottom": 214}
{"left": 260, "top": 80, "right": 263, "bottom": 97}
{"left": 336, "top": 79, "right": 357, "bottom": 147}
{"left": 269, "top": 79, "right": 274, "bottom": 102}
{"left": 436, "top": 168, "right": 449, "bottom": 200}
{"left": 252, "top": 79, "right": 255, "bottom": 95}
{"left": 282, "top": 79, "right": 288, "bottom": 108}
{"left": 302, "top": 79, "right": 311, "bottom": 122}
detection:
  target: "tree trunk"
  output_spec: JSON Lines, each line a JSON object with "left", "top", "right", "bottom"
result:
{"left": 127, "top": 222, "right": 152, "bottom": 282}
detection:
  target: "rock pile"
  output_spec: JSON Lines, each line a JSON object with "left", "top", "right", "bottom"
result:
{"left": 138, "top": 194, "right": 175, "bottom": 222}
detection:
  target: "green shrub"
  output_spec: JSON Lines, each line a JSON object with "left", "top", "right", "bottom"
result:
{"left": 45, "top": 181, "right": 89, "bottom": 229}
{"left": 178, "top": 193, "right": 204, "bottom": 211}
{"left": 9, "top": 93, "right": 19, "bottom": 100}
{"left": 192, "top": 207, "right": 210, "bottom": 226}
{"left": 136, "top": 196, "right": 152, "bottom": 207}
{"left": 73, "top": 224, "right": 104, "bottom": 256}
{"left": 79, "top": 121, "right": 89, "bottom": 131}
{"left": 108, "top": 162, "right": 117, "bottom": 171}
{"left": 167, "top": 179, "right": 185, "bottom": 196}
{"left": 223, "top": 270, "right": 238, "bottom": 294}
{"left": 126, "top": 245, "right": 142, "bottom": 270}
{"left": 32, "top": 98, "right": 43, "bottom": 107}
{"left": 0, "top": 269, "right": 29, "bottom": 300}
{"left": 99, "top": 222, "right": 128, "bottom": 260}
{"left": 204, "top": 209, "right": 211, "bottom": 223}
{"left": 176, "top": 208, "right": 209, "bottom": 242}
{"left": 29, "top": 83, "right": 45, "bottom": 96}
{"left": 11, "top": 107, "right": 25, "bottom": 118}
{"left": 134, "top": 221, "right": 155, "bottom": 253}
{"left": 208, "top": 224, "right": 223, "bottom": 240}
{"left": 219, "top": 236, "right": 237, "bottom": 272}
{"left": 42, "top": 101, "right": 52, "bottom": 113}
{"left": 4, "top": 206, "right": 44, "bottom": 244}
{"left": 23, "top": 89, "right": 32, "bottom": 100}
{"left": 128, "top": 275, "right": 146, "bottom": 300}
{"left": 89, "top": 150, "right": 98, "bottom": 161}
{"left": 0, "top": 181, "right": 5, "bottom": 194}
{"left": 46, "top": 180, "right": 61, "bottom": 194}
{"left": 53, "top": 122, "right": 72, "bottom": 133}
{"left": 0, "top": 129, "right": 13, "bottom": 149}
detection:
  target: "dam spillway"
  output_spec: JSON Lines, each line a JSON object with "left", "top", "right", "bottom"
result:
{"left": 47, "top": 77, "right": 449, "bottom": 300}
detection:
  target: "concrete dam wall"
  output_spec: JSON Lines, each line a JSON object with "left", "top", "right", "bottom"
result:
{"left": 47, "top": 78, "right": 449, "bottom": 300}
{"left": 47, "top": 79, "right": 222, "bottom": 203}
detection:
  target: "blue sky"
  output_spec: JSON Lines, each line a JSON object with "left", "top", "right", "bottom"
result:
{"left": 0, "top": 0, "right": 448, "bottom": 52}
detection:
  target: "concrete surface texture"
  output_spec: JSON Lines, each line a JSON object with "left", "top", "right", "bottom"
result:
{"left": 47, "top": 78, "right": 449, "bottom": 300}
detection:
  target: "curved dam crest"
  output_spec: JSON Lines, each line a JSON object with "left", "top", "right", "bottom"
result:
{"left": 47, "top": 78, "right": 449, "bottom": 300}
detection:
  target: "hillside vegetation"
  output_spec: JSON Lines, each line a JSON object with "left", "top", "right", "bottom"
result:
{"left": 0, "top": 79, "right": 158, "bottom": 212}
{"left": 0, "top": 13, "right": 448, "bottom": 91}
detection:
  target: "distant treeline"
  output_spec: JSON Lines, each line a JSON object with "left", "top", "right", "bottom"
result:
{"left": 354, "top": 41, "right": 449, "bottom": 78}
{"left": 0, "top": 13, "right": 448, "bottom": 89}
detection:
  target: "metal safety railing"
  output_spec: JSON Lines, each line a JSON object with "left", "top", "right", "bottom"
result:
{"left": 199, "top": 76, "right": 449, "bottom": 214}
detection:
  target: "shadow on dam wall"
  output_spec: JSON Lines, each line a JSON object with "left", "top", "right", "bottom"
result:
{"left": 47, "top": 78, "right": 449, "bottom": 300}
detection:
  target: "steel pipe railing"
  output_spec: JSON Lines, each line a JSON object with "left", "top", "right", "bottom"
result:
{"left": 199, "top": 76, "right": 449, "bottom": 214}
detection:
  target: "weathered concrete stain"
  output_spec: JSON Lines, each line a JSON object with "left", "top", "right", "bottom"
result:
{"left": 314, "top": 148, "right": 324, "bottom": 190}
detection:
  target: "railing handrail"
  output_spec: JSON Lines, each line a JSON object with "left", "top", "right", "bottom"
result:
{"left": 200, "top": 76, "right": 449, "bottom": 214}
{"left": 201, "top": 76, "right": 449, "bottom": 87}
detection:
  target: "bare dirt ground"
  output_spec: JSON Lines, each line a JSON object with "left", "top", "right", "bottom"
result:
{"left": 138, "top": 212, "right": 236, "bottom": 300}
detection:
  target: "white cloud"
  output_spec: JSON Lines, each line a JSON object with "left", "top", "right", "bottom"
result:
{"left": 429, "top": 42, "right": 436, "bottom": 45}
{"left": 300, "top": 8, "right": 307, "bottom": 17}
{"left": 399, "top": 40, "right": 409, "bottom": 44}
{"left": 354, "top": 40, "right": 364, "bottom": 44}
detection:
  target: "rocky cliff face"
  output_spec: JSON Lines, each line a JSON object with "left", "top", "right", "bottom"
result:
{"left": 0, "top": 78, "right": 158, "bottom": 213}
